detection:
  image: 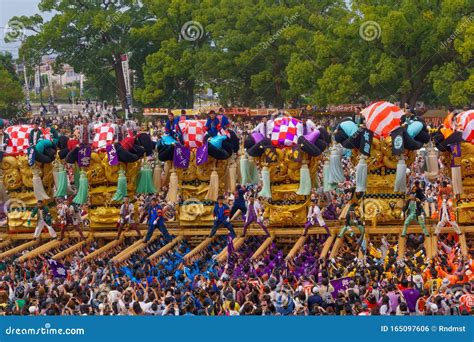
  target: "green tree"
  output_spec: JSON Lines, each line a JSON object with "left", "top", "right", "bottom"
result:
{"left": 8, "top": 0, "right": 153, "bottom": 110}
{"left": 286, "top": 0, "right": 473, "bottom": 107}
{"left": 0, "top": 53, "right": 24, "bottom": 118}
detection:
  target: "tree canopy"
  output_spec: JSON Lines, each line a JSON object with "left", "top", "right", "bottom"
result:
{"left": 6, "top": 0, "right": 474, "bottom": 109}
{"left": 0, "top": 53, "right": 24, "bottom": 118}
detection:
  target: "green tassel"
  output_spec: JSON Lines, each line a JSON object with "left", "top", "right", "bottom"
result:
{"left": 136, "top": 163, "right": 157, "bottom": 194}
{"left": 73, "top": 171, "right": 89, "bottom": 205}
{"left": 355, "top": 155, "right": 368, "bottom": 193}
{"left": 296, "top": 164, "right": 311, "bottom": 195}
{"left": 249, "top": 159, "right": 260, "bottom": 184}
{"left": 323, "top": 161, "right": 334, "bottom": 192}
{"left": 74, "top": 164, "right": 80, "bottom": 188}
{"left": 54, "top": 165, "right": 68, "bottom": 198}
{"left": 239, "top": 155, "right": 249, "bottom": 185}
{"left": 112, "top": 169, "right": 128, "bottom": 201}
{"left": 394, "top": 157, "right": 407, "bottom": 193}
{"left": 258, "top": 166, "right": 272, "bottom": 198}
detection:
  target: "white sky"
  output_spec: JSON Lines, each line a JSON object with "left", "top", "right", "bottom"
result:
{"left": 0, "top": 0, "right": 52, "bottom": 57}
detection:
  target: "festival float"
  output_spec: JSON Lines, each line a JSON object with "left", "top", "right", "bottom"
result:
{"left": 331, "top": 101, "right": 430, "bottom": 257}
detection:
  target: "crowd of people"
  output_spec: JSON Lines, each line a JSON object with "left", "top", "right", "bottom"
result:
{"left": 0, "top": 106, "right": 472, "bottom": 316}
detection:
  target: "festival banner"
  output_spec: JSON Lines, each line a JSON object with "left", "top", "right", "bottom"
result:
{"left": 121, "top": 54, "right": 132, "bottom": 106}
{"left": 360, "top": 128, "right": 374, "bottom": 156}
{"left": 47, "top": 259, "right": 67, "bottom": 279}
{"left": 390, "top": 127, "right": 404, "bottom": 156}
{"left": 451, "top": 143, "right": 461, "bottom": 167}
{"left": 34, "top": 68, "right": 40, "bottom": 95}
{"left": 27, "top": 147, "right": 35, "bottom": 166}
{"left": 173, "top": 144, "right": 190, "bottom": 169}
{"left": 77, "top": 144, "right": 92, "bottom": 168}
{"left": 330, "top": 276, "right": 352, "bottom": 298}
{"left": 106, "top": 144, "right": 119, "bottom": 166}
{"left": 196, "top": 143, "right": 208, "bottom": 166}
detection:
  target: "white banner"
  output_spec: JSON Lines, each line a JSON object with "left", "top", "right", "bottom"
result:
{"left": 47, "top": 67, "right": 54, "bottom": 98}
{"left": 34, "top": 69, "right": 40, "bottom": 95}
{"left": 121, "top": 54, "right": 131, "bottom": 97}
{"left": 79, "top": 73, "right": 84, "bottom": 98}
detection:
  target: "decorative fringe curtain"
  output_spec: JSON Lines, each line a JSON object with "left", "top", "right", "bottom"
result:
{"left": 166, "top": 169, "right": 179, "bottom": 202}
{"left": 136, "top": 163, "right": 157, "bottom": 194}
{"left": 206, "top": 168, "right": 219, "bottom": 201}
{"left": 328, "top": 146, "right": 344, "bottom": 184}
{"left": 258, "top": 166, "right": 272, "bottom": 198}
{"left": 394, "top": 157, "right": 407, "bottom": 193}
{"left": 32, "top": 168, "right": 50, "bottom": 201}
{"left": 239, "top": 155, "right": 249, "bottom": 185}
{"left": 355, "top": 155, "right": 368, "bottom": 192}
{"left": 153, "top": 162, "right": 163, "bottom": 192}
{"left": 451, "top": 166, "right": 463, "bottom": 195}
{"left": 73, "top": 171, "right": 89, "bottom": 205}
{"left": 296, "top": 163, "right": 311, "bottom": 195}
{"left": 112, "top": 169, "right": 128, "bottom": 201}
{"left": 54, "top": 164, "right": 68, "bottom": 198}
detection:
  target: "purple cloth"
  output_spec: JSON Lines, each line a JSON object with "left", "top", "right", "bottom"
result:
{"left": 47, "top": 259, "right": 67, "bottom": 278}
{"left": 251, "top": 132, "right": 264, "bottom": 144}
{"left": 106, "top": 144, "right": 119, "bottom": 166}
{"left": 322, "top": 203, "right": 337, "bottom": 220}
{"left": 173, "top": 144, "right": 190, "bottom": 169}
{"left": 77, "top": 143, "right": 91, "bottom": 168}
{"left": 303, "top": 130, "right": 320, "bottom": 144}
{"left": 196, "top": 143, "right": 208, "bottom": 166}
{"left": 330, "top": 277, "right": 352, "bottom": 298}
{"left": 402, "top": 288, "right": 420, "bottom": 313}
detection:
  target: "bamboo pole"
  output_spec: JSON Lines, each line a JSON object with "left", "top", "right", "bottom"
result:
{"left": 184, "top": 237, "right": 215, "bottom": 262}
{"left": 216, "top": 236, "right": 246, "bottom": 263}
{"left": 53, "top": 237, "right": 91, "bottom": 260}
{"left": 0, "top": 240, "right": 39, "bottom": 259}
{"left": 320, "top": 233, "right": 335, "bottom": 259}
{"left": 397, "top": 236, "right": 406, "bottom": 261}
{"left": 84, "top": 239, "right": 121, "bottom": 261}
{"left": 251, "top": 235, "right": 274, "bottom": 260}
{"left": 148, "top": 235, "right": 184, "bottom": 261}
{"left": 285, "top": 236, "right": 307, "bottom": 260}
{"left": 17, "top": 239, "right": 69, "bottom": 262}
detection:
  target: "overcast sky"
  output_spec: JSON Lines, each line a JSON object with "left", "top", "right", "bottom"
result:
{"left": 0, "top": 0, "right": 52, "bottom": 58}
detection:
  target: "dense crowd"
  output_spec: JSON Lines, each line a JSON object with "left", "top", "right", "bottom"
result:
{"left": 0, "top": 108, "right": 472, "bottom": 316}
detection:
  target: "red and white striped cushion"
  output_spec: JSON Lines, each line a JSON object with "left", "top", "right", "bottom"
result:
{"left": 362, "top": 101, "right": 403, "bottom": 137}
{"left": 179, "top": 120, "right": 205, "bottom": 148}
{"left": 92, "top": 123, "right": 115, "bottom": 149}
{"left": 458, "top": 110, "right": 474, "bottom": 143}
{"left": 4, "top": 125, "right": 51, "bottom": 155}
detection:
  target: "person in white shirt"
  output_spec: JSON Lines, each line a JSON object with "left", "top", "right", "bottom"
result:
{"left": 252, "top": 116, "right": 273, "bottom": 139}
{"left": 435, "top": 194, "right": 461, "bottom": 235}
{"left": 297, "top": 117, "right": 317, "bottom": 136}
{"left": 303, "top": 199, "right": 330, "bottom": 236}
